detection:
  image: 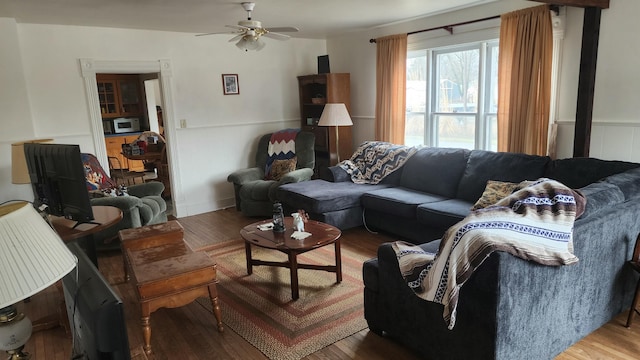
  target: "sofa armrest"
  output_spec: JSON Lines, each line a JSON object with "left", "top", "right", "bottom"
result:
{"left": 90, "top": 195, "right": 143, "bottom": 213}
{"left": 279, "top": 168, "right": 314, "bottom": 185}
{"left": 127, "top": 181, "right": 164, "bottom": 198}
{"left": 227, "top": 167, "right": 263, "bottom": 185}
{"left": 321, "top": 165, "right": 352, "bottom": 182}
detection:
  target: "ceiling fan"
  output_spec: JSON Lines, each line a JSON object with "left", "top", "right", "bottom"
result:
{"left": 197, "top": 2, "right": 299, "bottom": 51}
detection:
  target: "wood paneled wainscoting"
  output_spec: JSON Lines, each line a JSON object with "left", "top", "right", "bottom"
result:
{"left": 23, "top": 208, "right": 640, "bottom": 359}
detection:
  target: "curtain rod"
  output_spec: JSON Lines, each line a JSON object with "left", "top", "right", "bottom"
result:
{"left": 368, "top": 5, "right": 560, "bottom": 43}
{"left": 368, "top": 14, "right": 500, "bottom": 43}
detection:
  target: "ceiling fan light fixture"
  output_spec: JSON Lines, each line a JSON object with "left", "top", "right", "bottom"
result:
{"left": 236, "top": 35, "right": 265, "bottom": 52}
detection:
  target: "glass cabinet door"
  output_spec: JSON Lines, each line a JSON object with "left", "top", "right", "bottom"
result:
{"left": 118, "top": 80, "right": 141, "bottom": 115}
{"left": 97, "top": 81, "right": 118, "bottom": 115}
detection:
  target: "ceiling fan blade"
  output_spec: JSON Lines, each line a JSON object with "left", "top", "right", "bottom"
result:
{"left": 228, "top": 34, "right": 245, "bottom": 42}
{"left": 264, "top": 32, "right": 290, "bottom": 41}
{"left": 266, "top": 26, "right": 299, "bottom": 33}
{"left": 196, "top": 31, "right": 235, "bottom": 37}
{"left": 226, "top": 24, "right": 249, "bottom": 31}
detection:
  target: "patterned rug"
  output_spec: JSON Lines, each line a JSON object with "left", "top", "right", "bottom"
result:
{"left": 196, "top": 239, "right": 368, "bottom": 360}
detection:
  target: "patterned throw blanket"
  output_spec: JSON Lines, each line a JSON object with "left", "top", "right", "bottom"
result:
{"left": 338, "top": 141, "right": 419, "bottom": 184}
{"left": 265, "top": 129, "right": 299, "bottom": 176}
{"left": 392, "top": 178, "right": 586, "bottom": 330}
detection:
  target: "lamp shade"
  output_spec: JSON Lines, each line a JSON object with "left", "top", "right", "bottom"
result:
{"left": 0, "top": 202, "right": 77, "bottom": 309}
{"left": 11, "top": 139, "right": 53, "bottom": 184}
{"left": 318, "top": 103, "right": 353, "bottom": 127}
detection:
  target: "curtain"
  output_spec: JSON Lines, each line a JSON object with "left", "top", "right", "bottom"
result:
{"left": 375, "top": 34, "right": 408, "bottom": 144}
{"left": 497, "top": 5, "right": 553, "bottom": 155}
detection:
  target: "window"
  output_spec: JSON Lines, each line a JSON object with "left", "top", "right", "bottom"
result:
{"left": 406, "top": 41, "right": 499, "bottom": 151}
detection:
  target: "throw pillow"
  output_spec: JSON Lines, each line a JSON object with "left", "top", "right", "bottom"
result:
{"left": 268, "top": 157, "right": 297, "bottom": 181}
{"left": 471, "top": 180, "right": 521, "bottom": 210}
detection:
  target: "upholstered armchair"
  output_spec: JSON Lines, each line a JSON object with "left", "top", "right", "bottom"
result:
{"left": 228, "top": 130, "right": 315, "bottom": 217}
{"left": 82, "top": 153, "right": 168, "bottom": 250}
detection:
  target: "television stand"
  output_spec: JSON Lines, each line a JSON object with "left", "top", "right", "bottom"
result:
{"left": 49, "top": 206, "right": 123, "bottom": 268}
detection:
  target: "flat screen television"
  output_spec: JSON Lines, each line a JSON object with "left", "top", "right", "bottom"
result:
{"left": 23, "top": 143, "right": 94, "bottom": 225}
{"left": 62, "top": 242, "right": 131, "bottom": 360}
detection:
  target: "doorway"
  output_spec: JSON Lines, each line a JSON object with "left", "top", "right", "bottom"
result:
{"left": 80, "top": 59, "right": 180, "bottom": 217}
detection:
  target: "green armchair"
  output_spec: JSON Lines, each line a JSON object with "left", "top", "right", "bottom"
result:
{"left": 82, "top": 153, "right": 167, "bottom": 250}
{"left": 228, "top": 131, "right": 315, "bottom": 217}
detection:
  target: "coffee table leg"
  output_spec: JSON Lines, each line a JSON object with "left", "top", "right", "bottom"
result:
{"left": 335, "top": 239, "right": 342, "bottom": 283}
{"left": 245, "top": 241, "right": 253, "bottom": 275}
{"left": 141, "top": 304, "right": 152, "bottom": 355}
{"left": 289, "top": 252, "right": 299, "bottom": 300}
{"left": 208, "top": 283, "right": 224, "bottom": 332}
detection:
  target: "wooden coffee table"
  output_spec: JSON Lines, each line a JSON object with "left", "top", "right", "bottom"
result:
{"left": 240, "top": 217, "right": 342, "bottom": 300}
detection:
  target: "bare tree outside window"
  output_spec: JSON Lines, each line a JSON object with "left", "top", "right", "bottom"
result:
{"left": 405, "top": 42, "right": 498, "bottom": 151}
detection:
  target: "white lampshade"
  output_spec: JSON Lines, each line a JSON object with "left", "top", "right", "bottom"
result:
{"left": 318, "top": 103, "right": 353, "bottom": 127}
{"left": 11, "top": 139, "right": 53, "bottom": 184}
{"left": 0, "top": 202, "right": 77, "bottom": 309}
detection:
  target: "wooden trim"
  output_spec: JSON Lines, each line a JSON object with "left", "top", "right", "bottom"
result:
{"left": 531, "top": 0, "right": 609, "bottom": 9}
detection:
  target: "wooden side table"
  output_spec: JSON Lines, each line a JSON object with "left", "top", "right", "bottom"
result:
{"left": 119, "top": 220, "right": 224, "bottom": 355}
{"left": 49, "top": 205, "right": 123, "bottom": 267}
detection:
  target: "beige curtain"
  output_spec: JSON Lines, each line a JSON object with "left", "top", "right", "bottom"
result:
{"left": 497, "top": 5, "right": 553, "bottom": 155}
{"left": 375, "top": 34, "right": 408, "bottom": 144}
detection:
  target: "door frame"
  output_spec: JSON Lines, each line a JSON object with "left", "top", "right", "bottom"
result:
{"left": 79, "top": 58, "right": 180, "bottom": 216}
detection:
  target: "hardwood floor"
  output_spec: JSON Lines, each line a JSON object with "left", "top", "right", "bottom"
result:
{"left": 21, "top": 208, "right": 640, "bottom": 359}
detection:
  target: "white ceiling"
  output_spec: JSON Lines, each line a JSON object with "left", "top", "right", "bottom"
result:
{"left": 0, "top": 0, "right": 499, "bottom": 39}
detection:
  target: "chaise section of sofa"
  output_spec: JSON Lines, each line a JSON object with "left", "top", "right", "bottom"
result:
{"left": 277, "top": 180, "right": 394, "bottom": 230}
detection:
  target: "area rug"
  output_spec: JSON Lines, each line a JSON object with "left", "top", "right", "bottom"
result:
{"left": 195, "top": 239, "right": 369, "bottom": 360}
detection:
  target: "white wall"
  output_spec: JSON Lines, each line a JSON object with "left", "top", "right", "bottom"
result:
{"left": 556, "top": 0, "right": 640, "bottom": 161}
{"left": 0, "top": 20, "right": 326, "bottom": 216}
{"left": 4, "top": 0, "right": 639, "bottom": 215}
{"left": 328, "top": 0, "right": 640, "bottom": 162}
{"left": 0, "top": 18, "right": 36, "bottom": 202}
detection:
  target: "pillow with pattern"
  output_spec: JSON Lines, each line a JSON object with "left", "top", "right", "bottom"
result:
{"left": 471, "top": 180, "right": 531, "bottom": 210}
{"left": 268, "top": 157, "right": 297, "bottom": 181}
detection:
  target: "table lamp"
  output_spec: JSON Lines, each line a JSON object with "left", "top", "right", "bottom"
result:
{"left": 318, "top": 103, "right": 353, "bottom": 163}
{"left": 11, "top": 139, "right": 53, "bottom": 184}
{"left": 0, "top": 202, "right": 77, "bottom": 360}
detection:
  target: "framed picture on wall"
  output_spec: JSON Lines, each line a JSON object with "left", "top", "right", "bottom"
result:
{"left": 222, "top": 74, "right": 240, "bottom": 95}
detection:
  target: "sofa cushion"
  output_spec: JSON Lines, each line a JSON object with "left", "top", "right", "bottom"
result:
{"left": 323, "top": 164, "right": 403, "bottom": 185}
{"left": 544, "top": 157, "right": 640, "bottom": 189}
{"left": 471, "top": 180, "right": 534, "bottom": 210}
{"left": 362, "top": 187, "right": 447, "bottom": 219}
{"left": 399, "top": 147, "right": 470, "bottom": 198}
{"left": 267, "top": 157, "right": 297, "bottom": 181}
{"left": 278, "top": 180, "right": 391, "bottom": 214}
{"left": 416, "top": 199, "right": 474, "bottom": 229}
{"left": 456, "top": 150, "right": 550, "bottom": 203}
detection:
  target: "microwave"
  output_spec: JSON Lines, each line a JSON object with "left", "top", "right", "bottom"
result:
{"left": 113, "top": 118, "right": 141, "bottom": 133}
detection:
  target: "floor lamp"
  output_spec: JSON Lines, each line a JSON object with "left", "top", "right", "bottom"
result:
{"left": 318, "top": 103, "right": 353, "bottom": 163}
{"left": 0, "top": 202, "right": 77, "bottom": 360}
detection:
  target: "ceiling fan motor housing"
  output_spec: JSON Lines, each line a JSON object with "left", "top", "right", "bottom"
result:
{"left": 238, "top": 20, "right": 262, "bottom": 30}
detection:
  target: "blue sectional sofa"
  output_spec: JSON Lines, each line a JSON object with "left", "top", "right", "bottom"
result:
{"left": 277, "top": 144, "right": 640, "bottom": 359}
{"left": 278, "top": 146, "right": 638, "bottom": 243}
